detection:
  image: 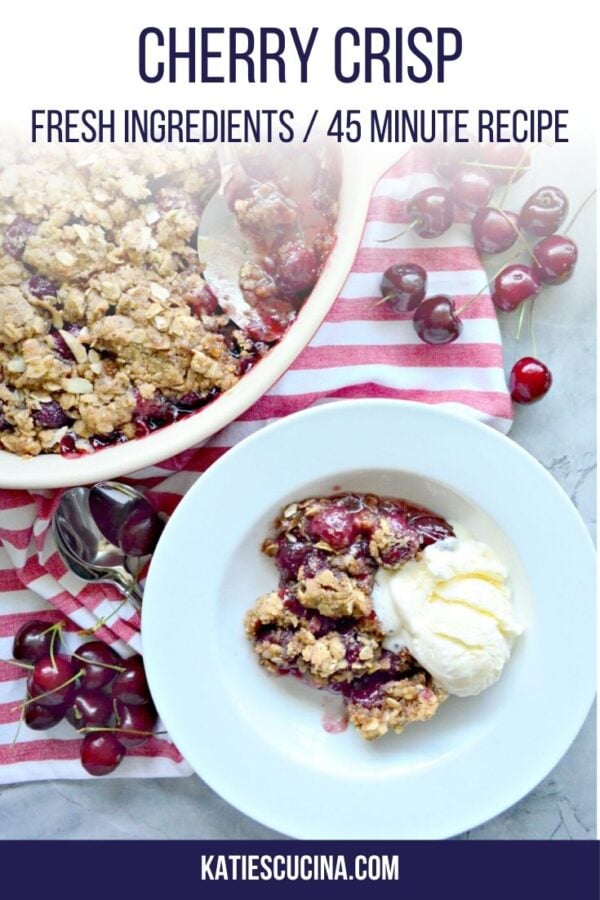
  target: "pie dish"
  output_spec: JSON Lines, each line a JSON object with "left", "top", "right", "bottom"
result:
{"left": 142, "top": 399, "right": 595, "bottom": 839}
{"left": 0, "top": 142, "right": 338, "bottom": 458}
{"left": 0, "top": 142, "right": 376, "bottom": 488}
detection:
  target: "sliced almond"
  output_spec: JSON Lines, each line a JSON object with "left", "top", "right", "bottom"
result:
{"left": 6, "top": 356, "right": 26, "bottom": 373}
{"left": 58, "top": 330, "right": 88, "bottom": 365}
{"left": 149, "top": 282, "right": 170, "bottom": 302}
{"left": 145, "top": 207, "right": 160, "bottom": 225}
{"left": 72, "top": 224, "right": 90, "bottom": 245}
{"left": 64, "top": 376, "right": 93, "bottom": 394}
{"left": 56, "top": 249, "right": 75, "bottom": 268}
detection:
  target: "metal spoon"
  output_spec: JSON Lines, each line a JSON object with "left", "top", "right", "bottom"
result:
{"left": 197, "top": 144, "right": 256, "bottom": 330}
{"left": 53, "top": 486, "right": 144, "bottom": 610}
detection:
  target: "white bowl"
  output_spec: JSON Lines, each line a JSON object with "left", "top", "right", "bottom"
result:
{"left": 142, "top": 399, "right": 596, "bottom": 839}
{"left": 0, "top": 146, "right": 387, "bottom": 489}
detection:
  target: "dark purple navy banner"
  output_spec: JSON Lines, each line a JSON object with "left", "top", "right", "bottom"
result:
{"left": 1, "top": 840, "right": 597, "bottom": 898}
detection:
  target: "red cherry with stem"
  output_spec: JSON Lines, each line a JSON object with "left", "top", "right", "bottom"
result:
{"left": 66, "top": 690, "right": 114, "bottom": 730}
{"left": 532, "top": 235, "right": 578, "bottom": 285}
{"left": 80, "top": 732, "right": 125, "bottom": 776}
{"left": 13, "top": 620, "right": 59, "bottom": 662}
{"left": 450, "top": 167, "right": 494, "bottom": 211}
{"left": 518, "top": 186, "right": 569, "bottom": 236}
{"left": 478, "top": 144, "right": 531, "bottom": 184}
{"left": 472, "top": 208, "right": 519, "bottom": 254}
{"left": 25, "top": 701, "right": 67, "bottom": 730}
{"left": 413, "top": 296, "right": 462, "bottom": 345}
{"left": 73, "top": 641, "right": 124, "bottom": 690}
{"left": 111, "top": 656, "right": 152, "bottom": 706}
{"left": 492, "top": 265, "right": 541, "bottom": 312}
{"left": 510, "top": 357, "right": 552, "bottom": 404}
{"left": 380, "top": 263, "right": 427, "bottom": 312}
{"left": 407, "top": 188, "right": 454, "bottom": 238}
{"left": 114, "top": 700, "right": 158, "bottom": 747}
{"left": 29, "top": 656, "right": 81, "bottom": 707}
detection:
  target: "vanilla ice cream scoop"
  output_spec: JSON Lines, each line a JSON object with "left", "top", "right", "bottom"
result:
{"left": 373, "top": 536, "right": 523, "bottom": 697}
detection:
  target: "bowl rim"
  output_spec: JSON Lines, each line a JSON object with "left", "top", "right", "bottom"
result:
{"left": 142, "top": 398, "right": 596, "bottom": 839}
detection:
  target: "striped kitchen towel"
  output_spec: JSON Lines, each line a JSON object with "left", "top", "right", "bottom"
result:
{"left": 0, "top": 147, "right": 512, "bottom": 782}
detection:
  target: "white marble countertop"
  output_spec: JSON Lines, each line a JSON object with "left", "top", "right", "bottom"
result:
{"left": 0, "top": 147, "right": 596, "bottom": 840}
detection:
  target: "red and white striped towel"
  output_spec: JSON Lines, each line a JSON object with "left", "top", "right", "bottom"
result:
{"left": 0, "top": 149, "right": 513, "bottom": 783}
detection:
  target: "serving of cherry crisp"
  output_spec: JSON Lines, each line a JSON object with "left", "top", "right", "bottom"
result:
{"left": 244, "top": 492, "right": 454, "bottom": 740}
{"left": 0, "top": 142, "right": 338, "bottom": 456}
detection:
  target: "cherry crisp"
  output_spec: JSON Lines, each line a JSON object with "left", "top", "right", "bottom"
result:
{"left": 244, "top": 493, "right": 454, "bottom": 740}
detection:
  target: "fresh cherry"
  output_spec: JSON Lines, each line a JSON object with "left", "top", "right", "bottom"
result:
{"left": 111, "top": 656, "right": 151, "bottom": 706}
{"left": 66, "top": 690, "right": 114, "bottom": 730}
{"left": 413, "top": 296, "right": 462, "bottom": 344}
{"left": 380, "top": 263, "right": 427, "bottom": 312}
{"left": 509, "top": 357, "right": 553, "bottom": 403}
{"left": 492, "top": 265, "right": 541, "bottom": 312}
{"left": 25, "top": 701, "right": 67, "bottom": 731}
{"left": 115, "top": 700, "right": 158, "bottom": 748}
{"left": 30, "top": 656, "right": 79, "bottom": 707}
{"left": 472, "top": 208, "right": 519, "bottom": 254}
{"left": 518, "top": 186, "right": 569, "bottom": 236}
{"left": 80, "top": 732, "right": 125, "bottom": 776}
{"left": 13, "top": 620, "right": 56, "bottom": 662}
{"left": 450, "top": 167, "right": 494, "bottom": 211}
{"left": 532, "top": 235, "right": 578, "bottom": 285}
{"left": 478, "top": 144, "right": 530, "bottom": 184}
{"left": 407, "top": 188, "right": 454, "bottom": 238}
{"left": 74, "top": 641, "right": 123, "bottom": 690}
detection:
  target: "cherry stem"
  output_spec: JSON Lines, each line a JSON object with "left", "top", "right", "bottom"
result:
{"left": 71, "top": 651, "right": 125, "bottom": 673}
{"left": 12, "top": 700, "right": 26, "bottom": 746}
{"left": 565, "top": 188, "right": 597, "bottom": 235}
{"left": 489, "top": 201, "right": 536, "bottom": 258}
{"left": 498, "top": 148, "right": 531, "bottom": 208}
{"left": 515, "top": 302, "right": 528, "bottom": 341}
{"left": 20, "top": 668, "right": 84, "bottom": 707}
{"left": 471, "top": 161, "right": 531, "bottom": 174}
{"left": 377, "top": 219, "right": 419, "bottom": 243}
{"left": 529, "top": 299, "right": 537, "bottom": 358}
{"left": 1, "top": 658, "right": 34, "bottom": 671}
{"left": 456, "top": 251, "right": 521, "bottom": 315}
{"left": 76, "top": 598, "right": 129, "bottom": 636}
{"left": 78, "top": 726, "right": 165, "bottom": 737}
{"left": 40, "top": 622, "right": 65, "bottom": 638}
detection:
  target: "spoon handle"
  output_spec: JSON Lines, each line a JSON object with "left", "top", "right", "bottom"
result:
{"left": 122, "top": 579, "right": 144, "bottom": 612}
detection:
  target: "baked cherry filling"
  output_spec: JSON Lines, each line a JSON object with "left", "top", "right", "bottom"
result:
{"left": 244, "top": 493, "right": 453, "bottom": 740}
